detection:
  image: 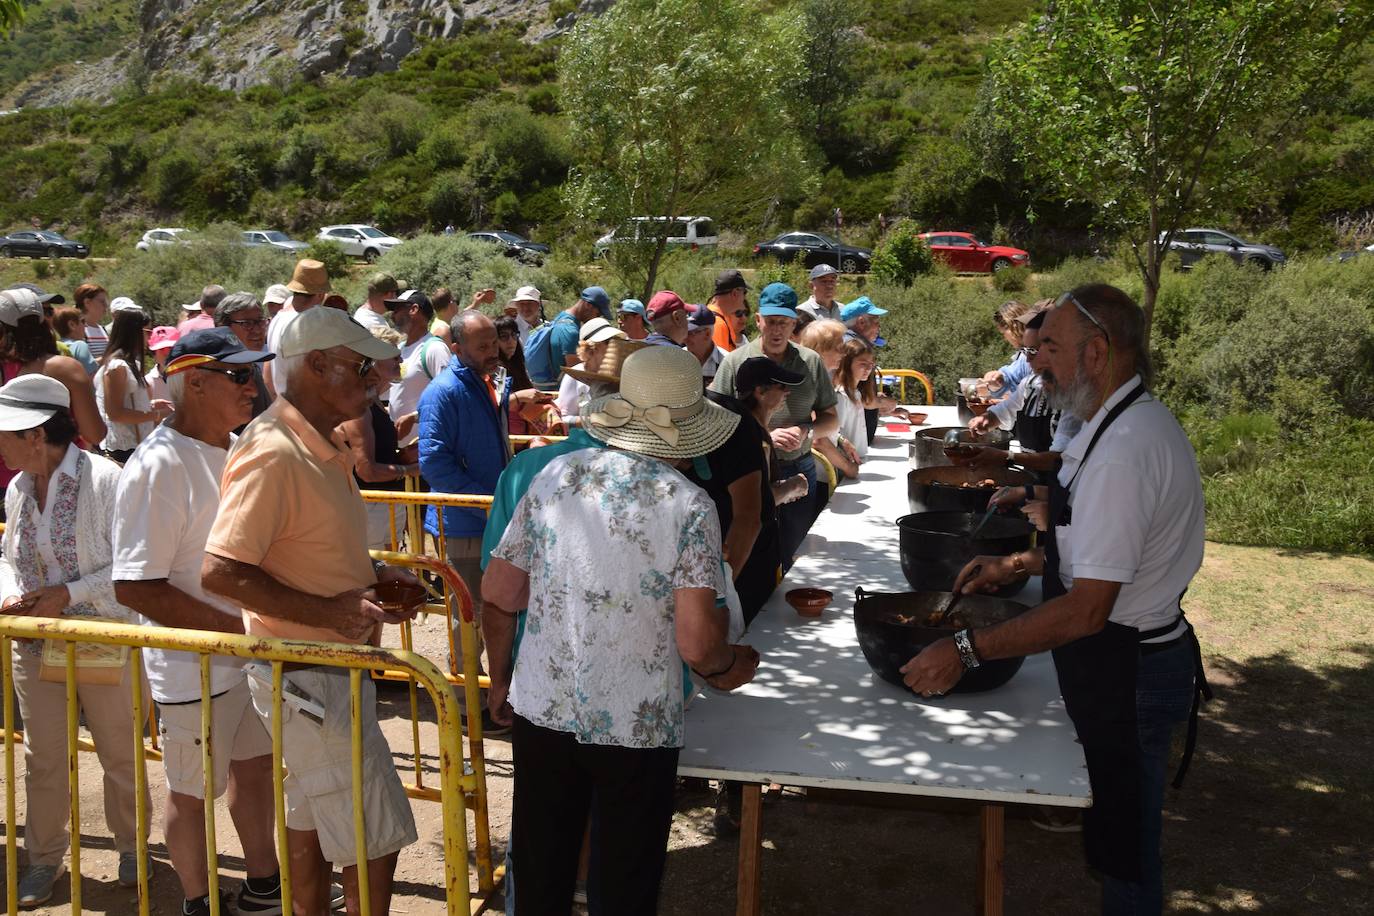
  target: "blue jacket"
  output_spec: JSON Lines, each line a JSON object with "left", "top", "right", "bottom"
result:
{"left": 418, "top": 359, "right": 512, "bottom": 539}
{"left": 992, "top": 350, "right": 1031, "bottom": 396}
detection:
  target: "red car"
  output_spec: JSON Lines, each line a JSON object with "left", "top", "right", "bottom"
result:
{"left": 917, "top": 232, "right": 1030, "bottom": 273}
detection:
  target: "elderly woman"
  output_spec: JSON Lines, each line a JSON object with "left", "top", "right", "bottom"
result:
{"left": 0, "top": 374, "right": 150, "bottom": 906}
{"left": 554, "top": 317, "right": 626, "bottom": 428}
{"left": 94, "top": 298, "right": 172, "bottom": 462}
{"left": 335, "top": 326, "right": 419, "bottom": 549}
{"left": 798, "top": 319, "right": 862, "bottom": 478}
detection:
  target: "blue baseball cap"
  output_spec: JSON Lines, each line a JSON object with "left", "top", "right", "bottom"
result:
{"left": 840, "top": 296, "right": 888, "bottom": 326}
{"left": 618, "top": 298, "right": 647, "bottom": 318}
{"left": 580, "top": 286, "right": 612, "bottom": 319}
{"left": 757, "top": 282, "right": 798, "bottom": 318}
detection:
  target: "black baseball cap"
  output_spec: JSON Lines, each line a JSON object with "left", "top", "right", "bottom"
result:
{"left": 735, "top": 356, "right": 804, "bottom": 396}
{"left": 13, "top": 283, "right": 64, "bottom": 305}
{"left": 713, "top": 269, "right": 749, "bottom": 297}
{"left": 385, "top": 288, "right": 434, "bottom": 316}
{"left": 165, "top": 327, "right": 274, "bottom": 375}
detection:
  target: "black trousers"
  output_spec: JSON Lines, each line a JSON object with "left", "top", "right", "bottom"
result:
{"left": 511, "top": 716, "right": 680, "bottom": 916}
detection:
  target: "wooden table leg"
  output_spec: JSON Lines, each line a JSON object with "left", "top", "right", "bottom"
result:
{"left": 735, "top": 784, "right": 764, "bottom": 916}
{"left": 976, "top": 803, "right": 1005, "bottom": 916}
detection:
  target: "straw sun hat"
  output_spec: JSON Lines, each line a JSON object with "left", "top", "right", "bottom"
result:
{"left": 564, "top": 336, "right": 652, "bottom": 385}
{"left": 582, "top": 346, "right": 739, "bottom": 459}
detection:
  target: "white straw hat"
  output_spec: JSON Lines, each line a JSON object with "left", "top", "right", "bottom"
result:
{"left": 582, "top": 346, "right": 739, "bottom": 459}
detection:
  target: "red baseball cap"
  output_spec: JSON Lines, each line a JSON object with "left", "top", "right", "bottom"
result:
{"left": 646, "top": 290, "right": 687, "bottom": 320}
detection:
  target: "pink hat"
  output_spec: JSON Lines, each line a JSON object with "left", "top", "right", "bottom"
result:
{"left": 149, "top": 326, "right": 180, "bottom": 352}
{"left": 645, "top": 290, "right": 687, "bottom": 320}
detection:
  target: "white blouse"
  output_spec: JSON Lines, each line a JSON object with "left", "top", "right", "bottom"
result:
{"left": 94, "top": 356, "right": 155, "bottom": 451}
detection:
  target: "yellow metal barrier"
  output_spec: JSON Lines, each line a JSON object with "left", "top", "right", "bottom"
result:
{"left": 0, "top": 614, "right": 486, "bottom": 916}
{"left": 880, "top": 368, "right": 935, "bottom": 405}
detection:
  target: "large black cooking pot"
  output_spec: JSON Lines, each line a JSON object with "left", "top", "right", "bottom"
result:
{"left": 909, "top": 426, "right": 1013, "bottom": 470}
{"left": 908, "top": 466, "right": 1036, "bottom": 515}
{"left": 853, "top": 587, "right": 1030, "bottom": 692}
{"left": 896, "top": 510, "right": 1032, "bottom": 598}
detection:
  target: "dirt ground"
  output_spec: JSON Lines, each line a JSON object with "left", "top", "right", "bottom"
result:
{"left": 3, "top": 541, "right": 1372, "bottom": 915}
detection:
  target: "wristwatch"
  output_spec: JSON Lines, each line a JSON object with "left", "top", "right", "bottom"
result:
{"left": 954, "top": 629, "right": 982, "bottom": 669}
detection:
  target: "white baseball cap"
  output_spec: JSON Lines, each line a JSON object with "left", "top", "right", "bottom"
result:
{"left": 578, "top": 316, "right": 626, "bottom": 345}
{"left": 0, "top": 288, "right": 44, "bottom": 327}
{"left": 278, "top": 306, "right": 400, "bottom": 360}
{"left": 263, "top": 283, "right": 292, "bottom": 305}
{"left": 0, "top": 374, "right": 71, "bottom": 431}
{"left": 110, "top": 296, "right": 144, "bottom": 314}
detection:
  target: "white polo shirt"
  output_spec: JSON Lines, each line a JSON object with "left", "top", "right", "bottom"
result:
{"left": 1054, "top": 376, "right": 1205, "bottom": 642}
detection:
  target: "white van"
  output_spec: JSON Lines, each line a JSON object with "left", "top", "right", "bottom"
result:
{"left": 594, "top": 216, "right": 718, "bottom": 256}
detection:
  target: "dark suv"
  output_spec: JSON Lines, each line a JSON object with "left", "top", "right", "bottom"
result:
{"left": 1161, "top": 228, "right": 1286, "bottom": 270}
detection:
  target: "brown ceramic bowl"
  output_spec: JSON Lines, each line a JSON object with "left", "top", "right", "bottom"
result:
{"left": 372, "top": 581, "right": 427, "bottom": 613}
{"left": 785, "top": 587, "right": 832, "bottom": 618}
{"left": 907, "top": 412, "right": 928, "bottom": 425}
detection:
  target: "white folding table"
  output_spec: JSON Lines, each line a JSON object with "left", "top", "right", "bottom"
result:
{"left": 679, "top": 407, "right": 1090, "bottom": 915}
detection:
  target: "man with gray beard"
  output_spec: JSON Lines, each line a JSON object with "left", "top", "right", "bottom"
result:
{"left": 902, "top": 284, "right": 1211, "bottom": 916}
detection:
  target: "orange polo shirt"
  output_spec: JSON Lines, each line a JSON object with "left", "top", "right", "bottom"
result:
{"left": 206, "top": 396, "right": 377, "bottom": 644}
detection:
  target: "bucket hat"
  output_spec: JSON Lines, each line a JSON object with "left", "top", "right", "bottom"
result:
{"left": 582, "top": 346, "right": 739, "bottom": 459}
{"left": 564, "top": 337, "right": 651, "bottom": 385}
{"left": 285, "top": 259, "right": 330, "bottom": 296}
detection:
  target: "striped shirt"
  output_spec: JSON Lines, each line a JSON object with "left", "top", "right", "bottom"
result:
{"left": 85, "top": 321, "right": 109, "bottom": 360}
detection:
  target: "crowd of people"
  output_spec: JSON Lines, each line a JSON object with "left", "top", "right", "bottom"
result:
{"left": 0, "top": 257, "right": 1209, "bottom": 916}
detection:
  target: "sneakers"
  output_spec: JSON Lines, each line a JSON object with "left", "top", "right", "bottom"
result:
{"left": 118, "top": 851, "right": 153, "bottom": 888}
{"left": 1029, "top": 805, "right": 1083, "bottom": 833}
{"left": 236, "top": 876, "right": 347, "bottom": 914}
{"left": 183, "top": 891, "right": 235, "bottom": 915}
{"left": 17, "top": 863, "right": 65, "bottom": 908}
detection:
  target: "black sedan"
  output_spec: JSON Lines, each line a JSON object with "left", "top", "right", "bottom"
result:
{"left": 466, "top": 231, "right": 550, "bottom": 265}
{"left": 0, "top": 230, "right": 89, "bottom": 259}
{"left": 753, "top": 231, "right": 872, "bottom": 273}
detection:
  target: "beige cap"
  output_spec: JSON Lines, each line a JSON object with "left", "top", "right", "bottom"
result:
{"left": 286, "top": 259, "right": 330, "bottom": 295}
{"left": 278, "top": 306, "right": 400, "bottom": 361}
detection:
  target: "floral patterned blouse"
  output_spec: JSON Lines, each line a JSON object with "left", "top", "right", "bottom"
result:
{"left": 492, "top": 448, "right": 725, "bottom": 748}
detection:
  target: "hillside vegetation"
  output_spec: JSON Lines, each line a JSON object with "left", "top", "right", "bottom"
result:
{"left": 1, "top": 0, "right": 1372, "bottom": 260}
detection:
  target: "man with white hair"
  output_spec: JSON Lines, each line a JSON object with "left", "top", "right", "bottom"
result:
{"left": 507, "top": 286, "right": 544, "bottom": 344}
{"left": 203, "top": 307, "right": 422, "bottom": 915}
{"left": 112, "top": 328, "right": 320, "bottom": 916}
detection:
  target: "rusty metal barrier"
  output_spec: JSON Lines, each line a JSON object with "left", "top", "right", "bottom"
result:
{"left": 0, "top": 614, "right": 492, "bottom": 916}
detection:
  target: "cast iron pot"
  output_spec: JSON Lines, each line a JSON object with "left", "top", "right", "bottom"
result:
{"left": 896, "top": 510, "right": 1032, "bottom": 598}
{"left": 853, "top": 587, "right": 1030, "bottom": 692}
{"left": 909, "top": 426, "right": 1013, "bottom": 470}
{"left": 908, "top": 466, "right": 1036, "bottom": 515}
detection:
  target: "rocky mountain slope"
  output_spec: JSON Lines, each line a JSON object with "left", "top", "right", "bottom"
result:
{"left": 5, "top": 0, "right": 591, "bottom": 108}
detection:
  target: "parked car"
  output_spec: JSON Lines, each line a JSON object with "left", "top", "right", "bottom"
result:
{"left": 135, "top": 228, "right": 190, "bottom": 252}
{"left": 917, "top": 232, "right": 1030, "bottom": 273}
{"left": 1161, "top": 228, "right": 1286, "bottom": 270}
{"left": 466, "top": 230, "right": 550, "bottom": 264}
{"left": 1335, "top": 243, "right": 1374, "bottom": 263}
{"left": 752, "top": 232, "right": 872, "bottom": 273}
{"left": 594, "top": 216, "right": 718, "bottom": 257}
{"left": 0, "top": 230, "right": 89, "bottom": 259}
{"left": 242, "top": 230, "right": 310, "bottom": 253}
{"left": 317, "top": 224, "right": 404, "bottom": 262}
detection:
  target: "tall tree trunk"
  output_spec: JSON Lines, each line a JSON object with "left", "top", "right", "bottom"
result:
{"left": 642, "top": 234, "right": 669, "bottom": 301}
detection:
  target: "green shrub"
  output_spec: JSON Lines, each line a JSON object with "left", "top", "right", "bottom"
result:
{"left": 870, "top": 220, "right": 933, "bottom": 287}
{"left": 373, "top": 234, "right": 573, "bottom": 304}
{"left": 303, "top": 240, "right": 353, "bottom": 281}
{"left": 991, "top": 263, "right": 1030, "bottom": 292}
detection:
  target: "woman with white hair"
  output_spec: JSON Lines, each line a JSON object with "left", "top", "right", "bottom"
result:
{"left": 0, "top": 373, "right": 149, "bottom": 906}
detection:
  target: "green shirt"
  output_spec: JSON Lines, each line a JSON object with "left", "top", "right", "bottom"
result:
{"left": 709, "top": 339, "right": 837, "bottom": 462}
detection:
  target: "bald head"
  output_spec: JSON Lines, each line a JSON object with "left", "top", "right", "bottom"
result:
{"left": 456, "top": 309, "right": 500, "bottom": 376}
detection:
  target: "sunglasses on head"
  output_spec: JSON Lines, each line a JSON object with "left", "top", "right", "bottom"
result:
{"left": 196, "top": 365, "right": 255, "bottom": 385}
{"left": 1054, "top": 291, "right": 1109, "bottom": 341}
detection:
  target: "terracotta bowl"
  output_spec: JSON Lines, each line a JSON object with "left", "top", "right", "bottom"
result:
{"left": 906, "top": 412, "right": 928, "bottom": 425}
{"left": 373, "top": 581, "right": 427, "bottom": 613}
{"left": 785, "top": 588, "right": 832, "bottom": 618}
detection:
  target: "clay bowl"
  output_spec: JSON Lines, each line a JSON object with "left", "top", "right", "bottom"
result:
{"left": 373, "top": 581, "right": 428, "bottom": 613}
{"left": 785, "top": 588, "right": 832, "bottom": 618}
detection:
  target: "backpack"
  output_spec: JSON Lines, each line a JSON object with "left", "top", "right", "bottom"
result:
{"left": 523, "top": 313, "right": 576, "bottom": 386}
{"left": 418, "top": 337, "right": 449, "bottom": 381}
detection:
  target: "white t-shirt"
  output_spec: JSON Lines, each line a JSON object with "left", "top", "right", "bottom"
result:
{"left": 263, "top": 304, "right": 299, "bottom": 390}
{"left": 354, "top": 305, "right": 391, "bottom": 331}
{"left": 112, "top": 425, "right": 244, "bottom": 704}
{"left": 1055, "top": 377, "right": 1204, "bottom": 641}
{"left": 517, "top": 315, "right": 540, "bottom": 345}
{"left": 555, "top": 365, "right": 591, "bottom": 424}
{"left": 832, "top": 387, "right": 869, "bottom": 459}
{"left": 93, "top": 357, "right": 155, "bottom": 451}
{"left": 389, "top": 333, "right": 452, "bottom": 446}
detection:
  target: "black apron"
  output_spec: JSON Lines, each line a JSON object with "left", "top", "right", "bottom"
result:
{"left": 1043, "top": 383, "right": 1211, "bottom": 882}
{"left": 1012, "top": 377, "right": 1055, "bottom": 455}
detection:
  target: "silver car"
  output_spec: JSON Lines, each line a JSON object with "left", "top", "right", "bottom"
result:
{"left": 1161, "top": 228, "right": 1286, "bottom": 270}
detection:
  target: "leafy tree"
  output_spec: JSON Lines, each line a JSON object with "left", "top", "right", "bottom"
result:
{"left": 559, "top": 0, "right": 816, "bottom": 297}
{"left": 980, "top": 0, "right": 1374, "bottom": 331}
{"left": 870, "top": 219, "right": 933, "bottom": 287}
{"left": 798, "top": 0, "right": 863, "bottom": 143}
{"left": 0, "top": 0, "right": 23, "bottom": 38}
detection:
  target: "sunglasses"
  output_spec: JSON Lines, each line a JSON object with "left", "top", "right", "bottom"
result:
{"left": 196, "top": 365, "right": 255, "bottom": 385}
{"left": 732, "top": 309, "right": 749, "bottom": 318}
{"left": 1054, "top": 291, "right": 1109, "bottom": 341}
{"left": 329, "top": 353, "right": 376, "bottom": 378}
{"left": 228, "top": 317, "right": 268, "bottom": 330}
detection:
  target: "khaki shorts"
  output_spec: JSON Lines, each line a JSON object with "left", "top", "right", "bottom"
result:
{"left": 158, "top": 678, "right": 273, "bottom": 799}
{"left": 247, "top": 667, "right": 417, "bottom": 867}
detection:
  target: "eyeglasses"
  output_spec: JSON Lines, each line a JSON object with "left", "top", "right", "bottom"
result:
{"left": 196, "top": 365, "right": 255, "bottom": 385}
{"left": 1054, "top": 291, "right": 1109, "bottom": 341}
{"left": 328, "top": 353, "right": 376, "bottom": 378}
{"left": 1021, "top": 346, "right": 1039, "bottom": 358}
{"left": 228, "top": 317, "right": 268, "bottom": 329}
